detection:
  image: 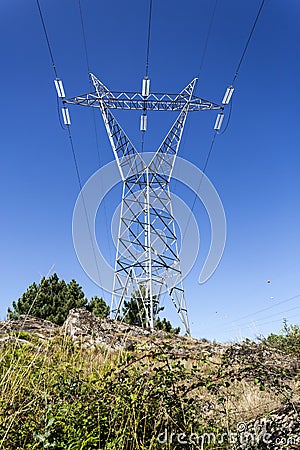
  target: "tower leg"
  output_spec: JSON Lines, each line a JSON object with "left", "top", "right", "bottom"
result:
{"left": 111, "top": 173, "right": 190, "bottom": 335}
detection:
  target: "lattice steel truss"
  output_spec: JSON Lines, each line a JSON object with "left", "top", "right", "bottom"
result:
{"left": 65, "top": 74, "right": 223, "bottom": 335}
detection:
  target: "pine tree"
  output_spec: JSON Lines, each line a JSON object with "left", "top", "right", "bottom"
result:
{"left": 122, "top": 285, "right": 180, "bottom": 333}
{"left": 7, "top": 274, "right": 109, "bottom": 325}
{"left": 86, "top": 296, "right": 109, "bottom": 318}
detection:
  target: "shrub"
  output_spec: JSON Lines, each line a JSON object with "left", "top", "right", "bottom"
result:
{"left": 265, "top": 319, "right": 300, "bottom": 358}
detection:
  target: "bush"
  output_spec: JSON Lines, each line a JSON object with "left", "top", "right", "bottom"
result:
{"left": 265, "top": 319, "right": 300, "bottom": 358}
{"left": 0, "top": 339, "right": 217, "bottom": 449}
{"left": 0, "top": 335, "right": 298, "bottom": 449}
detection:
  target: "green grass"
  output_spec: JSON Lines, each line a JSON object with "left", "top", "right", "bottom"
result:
{"left": 0, "top": 332, "right": 298, "bottom": 449}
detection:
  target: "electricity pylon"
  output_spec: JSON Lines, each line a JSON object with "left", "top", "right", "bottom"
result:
{"left": 65, "top": 74, "right": 223, "bottom": 335}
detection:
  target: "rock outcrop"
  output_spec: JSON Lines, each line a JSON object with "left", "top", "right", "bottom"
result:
{"left": 0, "top": 308, "right": 226, "bottom": 355}
{"left": 63, "top": 307, "right": 150, "bottom": 350}
{"left": 62, "top": 308, "right": 229, "bottom": 354}
{"left": 0, "top": 314, "right": 59, "bottom": 345}
{"left": 233, "top": 402, "right": 300, "bottom": 450}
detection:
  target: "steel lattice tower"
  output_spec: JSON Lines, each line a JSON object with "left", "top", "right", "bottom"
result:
{"left": 65, "top": 74, "right": 223, "bottom": 335}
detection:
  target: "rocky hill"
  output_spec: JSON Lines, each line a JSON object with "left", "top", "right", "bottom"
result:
{"left": 0, "top": 307, "right": 226, "bottom": 355}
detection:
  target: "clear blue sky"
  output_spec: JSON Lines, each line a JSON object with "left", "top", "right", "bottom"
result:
{"left": 1, "top": 0, "right": 299, "bottom": 342}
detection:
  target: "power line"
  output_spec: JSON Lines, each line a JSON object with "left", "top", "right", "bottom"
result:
{"left": 181, "top": 131, "right": 218, "bottom": 241}
{"left": 65, "top": 126, "right": 105, "bottom": 297}
{"left": 225, "top": 294, "right": 300, "bottom": 327}
{"left": 228, "top": 312, "right": 300, "bottom": 338}
{"left": 217, "top": 0, "right": 266, "bottom": 130}
{"left": 173, "top": 0, "right": 219, "bottom": 196}
{"left": 252, "top": 312, "right": 300, "bottom": 330}
{"left": 145, "top": 0, "right": 153, "bottom": 78}
{"left": 219, "top": 99, "right": 233, "bottom": 135}
{"left": 78, "top": 0, "right": 102, "bottom": 167}
{"left": 35, "top": 0, "right": 105, "bottom": 297}
{"left": 177, "top": 1, "right": 220, "bottom": 240}
{"left": 36, "top": 0, "right": 58, "bottom": 78}
{"left": 78, "top": 0, "right": 91, "bottom": 74}
{"left": 66, "top": 124, "right": 104, "bottom": 288}
{"left": 197, "top": 0, "right": 218, "bottom": 76}
{"left": 214, "top": 0, "right": 266, "bottom": 137}
{"left": 181, "top": 0, "right": 266, "bottom": 250}
{"left": 219, "top": 0, "right": 266, "bottom": 135}
{"left": 232, "top": 0, "right": 266, "bottom": 85}
{"left": 77, "top": 0, "right": 114, "bottom": 270}
{"left": 224, "top": 304, "right": 300, "bottom": 335}
{"left": 255, "top": 304, "right": 300, "bottom": 326}
{"left": 141, "top": 0, "right": 153, "bottom": 152}
{"left": 178, "top": 0, "right": 218, "bottom": 156}
{"left": 36, "top": 0, "right": 65, "bottom": 130}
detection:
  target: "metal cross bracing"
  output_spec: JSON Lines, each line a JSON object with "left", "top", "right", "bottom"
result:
{"left": 65, "top": 74, "right": 222, "bottom": 112}
{"left": 65, "top": 74, "right": 223, "bottom": 335}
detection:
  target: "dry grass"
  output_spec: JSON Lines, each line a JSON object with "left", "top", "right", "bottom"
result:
{"left": 0, "top": 331, "right": 299, "bottom": 449}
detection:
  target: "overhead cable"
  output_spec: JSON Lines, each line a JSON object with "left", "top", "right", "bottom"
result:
{"left": 197, "top": 0, "right": 219, "bottom": 76}
{"left": 224, "top": 303, "right": 300, "bottom": 335}
{"left": 35, "top": 0, "right": 105, "bottom": 296}
{"left": 217, "top": 0, "right": 266, "bottom": 134}
{"left": 78, "top": 0, "right": 91, "bottom": 74}
{"left": 232, "top": 0, "right": 266, "bottom": 85}
{"left": 145, "top": 0, "right": 153, "bottom": 78}
{"left": 65, "top": 125, "right": 104, "bottom": 288}
{"left": 178, "top": 0, "right": 267, "bottom": 290}
{"left": 36, "top": 0, "right": 66, "bottom": 130}
{"left": 141, "top": 0, "right": 153, "bottom": 149}
{"left": 140, "top": 0, "right": 153, "bottom": 152}
{"left": 178, "top": 0, "right": 220, "bottom": 239}
{"left": 77, "top": 0, "right": 114, "bottom": 267}
{"left": 36, "top": 0, "right": 58, "bottom": 78}
{"left": 180, "top": 131, "right": 217, "bottom": 241}
{"left": 184, "top": 0, "right": 267, "bottom": 234}
{"left": 226, "top": 293, "right": 300, "bottom": 327}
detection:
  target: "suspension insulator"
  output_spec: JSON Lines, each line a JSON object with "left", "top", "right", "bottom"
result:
{"left": 222, "top": 86, "right": 234, "bottom": 105}
{"left": 140, "top": 114, "right": 147, "bottom": 131}
{"left": 62, "top": 107, "right": 71, "bottom": 125}
{"left": 54, "top": 78, "right": 66, "bottom": 98}
{"left": 142, "top": 77, "right": 150, "bottom": 97}
{"left": 214, "top": 113, "right": 224, "bottom": 131}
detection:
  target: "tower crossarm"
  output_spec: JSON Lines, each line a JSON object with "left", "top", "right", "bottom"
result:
{"left": 64, "top": 91, "right": 223, "bottom": 112}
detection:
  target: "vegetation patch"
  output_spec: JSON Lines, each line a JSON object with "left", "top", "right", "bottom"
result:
{"left": 0, "top": 329, "right": 299, "bottom": 449}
